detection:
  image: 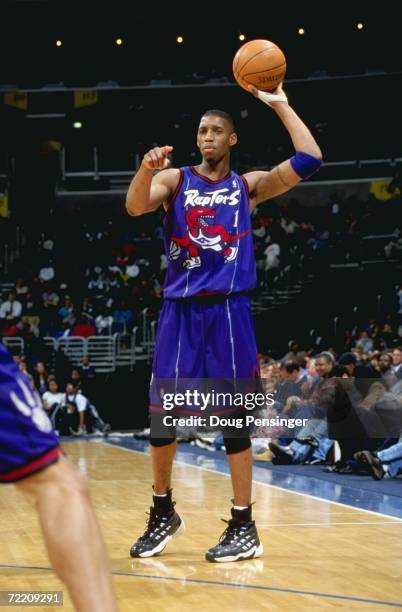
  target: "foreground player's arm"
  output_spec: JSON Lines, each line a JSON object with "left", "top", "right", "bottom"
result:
{"left": 243, "top": 85, "right": 323, "bottom": 209}
{"left": 125, "top": 145, "right": 180, "bottom": 216}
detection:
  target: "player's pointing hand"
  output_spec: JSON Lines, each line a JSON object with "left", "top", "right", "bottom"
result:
{"left": 143, "top": 145, "right": 174, "bottom": 170}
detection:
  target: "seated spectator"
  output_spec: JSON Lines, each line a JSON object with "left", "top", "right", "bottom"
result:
{"left": 355, "top": 330, "right": 373, "bottom": 353}
{"left": 24, "top": 292, "right": 40, "bottom": 317}
{"left": 338, "top": 351, "right": 381, "bottom": 394}
{"left": 42, "top": 286, "right": 60, "bottom": 308}
{"left": 15, "top": 278, "right": 29, "bottom": 297}
{"left": 379, "top": 352, "right": 397, "bottom": 388}
{"left": 52, "top": 320, "right": 72, "bottom": 339}
{"left": 71, "top": 316, "right": 96, "bottom": 338}
{"left": 71, "top": 368, "right": 83, "bottom": 391}
{"left": 269, "top": 353, "right": 337, "bottom": 464}
{"left": 18, "top": 355, "right": 30, "bottom": 375}
{"left": 79, "top": 356, "right": 96, "bottom": 381}
{"left": 81, "top": 296, "right": 95, "bottom": 318}
{"left": 87, "top": 267, "right": 106, "bottom": 295}
{"left": 59, "top": 382, "right": 88, "bottom": 435}
{"left": 302, "top": 357, "right": 319, "bottom": 395}
{"left": 273, "top": 361, "right": 307, "bottom": 412}
{"left": 22, "top": 314, "right": 40, "bottom": 338}
{"left": 391, "top": 347, "right": 402, "bottom": 379}
{"left": 33, "top": 361, "right": 49, "bottom": 396}
{"left": 95, "top": 308, "right": 113, "bottom": 335}
{"left": 58, "top": 295, "right": 74, "bottom": 323}
{"left": 58, "top": 382, "right": 110, "bottom": 435}
{"left": 106, "top": 268, "right": 122, "bottom": 296}
{"left": 42, "top": 379, "right": 64, "bottom": 428}
{"left": 38, "top": 265, "right": 55, "bottom": 282}
{"left": 0, "top": 291, "right": 22, "bottom": 323}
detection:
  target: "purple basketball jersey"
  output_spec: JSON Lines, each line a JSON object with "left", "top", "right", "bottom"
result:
{"left": 163, "top": 166, "right": 257, "bottom": 298}
{"left": 0, "top": 343, "right": 60, "bottom": 482}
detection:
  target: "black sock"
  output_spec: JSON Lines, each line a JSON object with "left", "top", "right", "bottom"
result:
{"left": 152, "top": 488, "right": 174, "bottom": 514}
{"left": 231, "top": 505, "right": 252, "bottom": 522}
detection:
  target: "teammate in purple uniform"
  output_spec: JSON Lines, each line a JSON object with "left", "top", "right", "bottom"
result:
{"left": 126, "top": 84, "right": 322, "bottom": 562}
{"left": 0, "top": 343, "right": 118, "bottom": 611}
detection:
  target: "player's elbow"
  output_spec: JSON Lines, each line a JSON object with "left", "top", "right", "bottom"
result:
{"left": 306, "top": 144, "right": 323, "bottom": 161}
{"left": 125, "top": 199, "right": 141, "bottom": 216}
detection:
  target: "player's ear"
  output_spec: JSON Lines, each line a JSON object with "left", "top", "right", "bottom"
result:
{"left": 229, "top": 132, "right": 238, "bottom": 147}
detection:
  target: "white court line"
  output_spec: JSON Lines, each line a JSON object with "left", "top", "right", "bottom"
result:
{"left": 104, "top": 442, "right": 402, "bottom": 523}
{"left": 257, "top": 521, "right": 402, "bottom": 527}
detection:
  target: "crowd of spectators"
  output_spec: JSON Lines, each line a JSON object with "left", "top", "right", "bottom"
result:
{"left": 187, "top": 346, "right": 402, "bottom": 481}
{"left": 1, "top": 188, "right": 401, "bottom": 348}
{"left": 11, "top": 351, "right": 110, "bottom": 437}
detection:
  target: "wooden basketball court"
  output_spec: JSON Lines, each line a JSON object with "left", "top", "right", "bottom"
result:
{"left": 1, "top": 441, "right": 401, "bottom": 611}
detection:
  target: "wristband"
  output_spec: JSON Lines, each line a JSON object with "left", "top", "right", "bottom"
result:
{"left": 257, "top": 90, "right": 288, "bottom": 106}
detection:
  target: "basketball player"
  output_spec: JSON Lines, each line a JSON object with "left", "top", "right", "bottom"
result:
{"left": 126, "top": 84, "right": 322, "bottom": 562}
{"left": 0, "top": 343, "right": 118, "bottom": 611}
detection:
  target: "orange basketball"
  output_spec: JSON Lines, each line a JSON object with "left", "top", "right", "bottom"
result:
{"left": 233, "top": 39, "right": 286, "bottom": 92}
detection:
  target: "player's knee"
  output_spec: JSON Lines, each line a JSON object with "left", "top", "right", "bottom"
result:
{"left": 223, "top": 437, "right": 251, "bottom": 455}
{"left": 49, "top": 464, "right": 90, "bottom": 508}
{"left": 150, "top": 437, "right": 176, "bottom": 448}
{"left": 66, "top": 465, "right": 89, "bottom": 498}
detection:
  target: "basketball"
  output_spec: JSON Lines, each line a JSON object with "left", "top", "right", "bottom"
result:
{"left": 233, "top": 39, "right": 286, "bottom": 92}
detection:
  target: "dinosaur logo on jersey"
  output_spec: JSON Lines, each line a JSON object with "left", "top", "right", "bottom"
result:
{"left": 169, "top": 206, "right": 249, "bottom": 269}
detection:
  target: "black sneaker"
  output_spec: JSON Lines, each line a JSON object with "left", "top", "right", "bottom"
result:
{"left": 130, "top": 506, "right": 185, "bottom": 558}
{"left": 205, "top": 515, "right": 263, "bottom": 563}
{"left": 269, "top": 441, "right": 294, "bottom": 464}
{"left": 353, "top": 450, "right": 385, "bottom": 480}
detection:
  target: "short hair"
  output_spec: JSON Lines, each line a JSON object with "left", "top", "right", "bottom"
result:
{"left": 329, "top": 365, "right": 350, "bottom": 378}
{"left": 201, "top": 109, "right": 235, "bottom": 132}
{"left": 280, "top": 360, "right": 300, "bottom": 374}
{"left": 316, "top": 351, "right": 336, "bottom": 364}
{"left": 338, "top": 352, "right": 357, "bottom": 366}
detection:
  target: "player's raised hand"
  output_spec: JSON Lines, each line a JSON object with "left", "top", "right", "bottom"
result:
{"left": 142, "top": 145, "right": 174, "bottom": 170}
{"left": 247, "top": 84, "right": 288, "bottom": 107}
